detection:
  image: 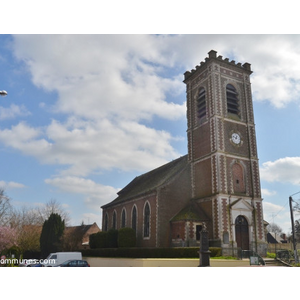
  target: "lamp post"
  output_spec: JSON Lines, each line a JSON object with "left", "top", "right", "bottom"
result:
{"left": 198, "top": 222, "right": 211, "bottom": 267}
{"left": 289, "top": 195, "right": 299, "bottom": 264}
{"left": 0, "top": 90, "right": 7, "bottom": 96}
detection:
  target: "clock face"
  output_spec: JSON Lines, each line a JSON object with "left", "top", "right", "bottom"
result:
{"left": 231, "top": 133, "right": 241, "bottom": 145}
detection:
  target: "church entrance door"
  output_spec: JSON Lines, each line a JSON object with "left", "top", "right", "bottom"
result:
{"left": 235, "top": 216, "right": 249, "bottom": 250}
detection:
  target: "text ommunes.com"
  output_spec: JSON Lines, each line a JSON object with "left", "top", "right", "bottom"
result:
{"left": 0, "top": 258, "right": 56, "bottom": 266}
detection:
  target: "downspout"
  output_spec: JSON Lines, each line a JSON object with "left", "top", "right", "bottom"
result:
{"left": 228, "top": 195, "right": 234, "bottom": 256}
{"left": 243, "top": 74, "right": 258, "bottom": 253}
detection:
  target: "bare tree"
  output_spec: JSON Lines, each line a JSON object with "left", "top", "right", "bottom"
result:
{"left": 10, "top": 206, "right": 41, "bottom": 228}
{"left": 0, "top": 189, "right": 12, "bottom": 226}
{"left": 8, "top": 199, "right": 70, "bottom": 253}
{"left": 267, "top": 222, "right": 283, "bottom": 234}
{"left": 37, "top": 199, "right": 70, "bottom": 225}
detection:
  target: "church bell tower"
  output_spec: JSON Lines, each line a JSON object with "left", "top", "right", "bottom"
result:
{"left": 184, "top": 50, "right": 266, "bottom": 255}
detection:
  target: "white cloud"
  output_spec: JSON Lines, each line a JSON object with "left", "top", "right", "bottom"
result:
{"left": 263, "top": 201, "right": 285, "bottom": 215}
{"left": 12, "top": 35, "right": 186, "bottom": 122}
{"left": 261, "top": 188, "right": 277, "bottom": 197}
{"left": 44, "top": 176, "right": 119, "bottom": 209}
{"left": 0, "top": 35, "right": 188, "bottom": 177}
{"left": 229, "top": 35, "right": 300, "bottom": 108}
{"left": 0, "top": 122, "right": 52, "bottom": 158}
{"left": 260, "top": 157, "right": 300, "bottom": 185}
{"left": 263, "top": 201, "right": 292, "bottom": 233}
{"left": 0, "top": 104, "right": 31, "bottom": 120}
{"left": 0, "top": 181, "right": 26, "bottom": 190}
{"left": 81, "top": 213, "right": 102, "bottom": 226}
{"left": 0, "top": 116, "right": 180, "bottom": 176}
{"left": 168, "top": 34, "right": 300, "bottom": 109}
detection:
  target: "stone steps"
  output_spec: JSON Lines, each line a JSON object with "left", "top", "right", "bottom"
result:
{"left": 264, "top": 258, "right": 291, "bottom": 267}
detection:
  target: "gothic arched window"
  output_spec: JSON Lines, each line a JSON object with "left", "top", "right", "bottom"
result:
{"left": 121, "top": 208, "right": 126, "bottom": 228}
{"left": 197, "top": 87, "right": 206, "bottom": 120}
{"left": 226, "top": 84, "right": 240, "bottom": 116}
{"left": 104, "top": 213, "right": 108, "bottom": 231}
{"left": 132, "top": 205, "right": 137, "bottom": 232}
{"left": 112, "top": 211, "right": 117, "bottom": 229}
{"left": 144, "top": 202, "right": 150, "bottom": 238}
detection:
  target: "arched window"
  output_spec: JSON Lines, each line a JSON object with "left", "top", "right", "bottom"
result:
{"left": 197, "top": 87, "right": 206, "bottom": 120}
{"left": 121, "top": 208, "right": 126, "bottom": 228}
{"left": 104, "top": 213, "right": 108, "bottom": 231}
{"left": 112, "top": 211, "right": 117, "bottom": 229}
{"left": 226, "top": 84, "right": 240, "bottom": 116}
{"left": 132, "top": 205, "right": 137, "bottom": 232}
{"left": 144, "top": 202, "right": 150, "bottom": 238}
{"left": 232, "top": 163, "right": 246, "bottom": 194}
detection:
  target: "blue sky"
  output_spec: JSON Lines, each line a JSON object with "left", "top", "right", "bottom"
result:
{"left": 1, "top": 34, "right": 300, "bottom": 234}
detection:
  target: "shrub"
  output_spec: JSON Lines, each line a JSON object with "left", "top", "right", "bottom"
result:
{"left": 118, "top": 228, "right": 136, "bottom": 248}
{"left": 89, "top": 232, "right": 108, "bottom": 249}
{"left": 89, "top": 233, "right": 97, "bottom": 249}
{"left": 107, "top": 229, "right": 118, "bottom": 248}
{"left": 209, "top": 247, "right": 222, "bottom": 257}
{"left": 2, "top": 245, "right": 22, "bottom": 259}
{"left": 267, "top": 252, "right": 276, "bottom": 259}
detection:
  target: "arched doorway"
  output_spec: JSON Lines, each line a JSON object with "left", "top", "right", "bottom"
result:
{"left": 235, "top": 215, "right": 249, "bottom": 250}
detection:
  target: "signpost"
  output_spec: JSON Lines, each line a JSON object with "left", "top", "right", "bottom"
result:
{"left": 250, "top": 256, "right": 259, "bottom": 265}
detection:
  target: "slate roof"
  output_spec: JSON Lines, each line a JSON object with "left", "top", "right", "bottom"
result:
{"left": 267, "top": 232, "right": 283, "bottom": 244}
{"left": 102, "top": 155, "right": 189, "bottom": 208}
{"left": 64, "top": 223, "right": 99, "bottom": 237}
{"left": 170, "top": 202, "right": 210, "bottom": 222}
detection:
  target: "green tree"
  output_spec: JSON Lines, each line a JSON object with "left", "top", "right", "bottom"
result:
{"left": 40, "top": 213, "right": 65, "bottom": 258}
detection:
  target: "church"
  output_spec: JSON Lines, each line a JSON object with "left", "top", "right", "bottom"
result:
{"left": 101, "top": 50, "right": 267, "bottom": 256}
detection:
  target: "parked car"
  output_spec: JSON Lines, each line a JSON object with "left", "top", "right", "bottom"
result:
{"left": 43, "top": 252, "right": 82, "bottom": 267}
{"left": 26, "top": 263, "right": 44, "bottom": 267}
{"left": 57, "top": 259, "right": 90, "bottom": 267}
{"left": 19, "top": 260, "right": 44, "bottom": 267}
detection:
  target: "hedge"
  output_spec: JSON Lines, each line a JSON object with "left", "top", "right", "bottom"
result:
{"left": 82, "top": 247, "right": 222, "bottom": 258}
{"left": 89, "top": 229, "right": 118, "bottom": 248}
{"left": 89, "top": 232, "right": 108, "bottom": 249}
{"left": 118, "top": 228, "right": 136, "bottom": 247}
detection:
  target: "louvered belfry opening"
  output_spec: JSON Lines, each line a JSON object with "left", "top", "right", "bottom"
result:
{"left": 197, "top": 87, "right": 206, "bottom": 119}
{"left": 226, "top": 84, "right": 239, "bottom": 115}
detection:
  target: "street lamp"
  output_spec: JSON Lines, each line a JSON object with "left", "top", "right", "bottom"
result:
{"left": 0, "top": 90, "right": 7, "bottom": 96}
{"left": 289, "top": 193, "right": 299, "bottom": 264}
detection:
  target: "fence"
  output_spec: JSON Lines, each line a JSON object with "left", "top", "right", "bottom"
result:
{"left": 266, "top": 242, "right": 300, "bottom": 253}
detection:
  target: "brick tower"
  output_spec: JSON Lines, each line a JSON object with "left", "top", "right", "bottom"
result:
{"left": 183, "top": 50, "right": 266, "bottom": 255}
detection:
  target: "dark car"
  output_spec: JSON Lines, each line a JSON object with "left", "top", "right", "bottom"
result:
{"left": 57, "top": 260, "right": 90, "bottom": 267}
{"left": 26, "top": 263, "right": 44, "bottom": 267}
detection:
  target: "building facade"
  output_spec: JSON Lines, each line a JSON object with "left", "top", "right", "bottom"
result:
{"left": 101, "top": 50, "right": 267, "bottom": 256}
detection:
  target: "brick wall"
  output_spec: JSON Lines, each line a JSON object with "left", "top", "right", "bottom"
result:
{"left": 156, "top": 165, "right": 192, "bottom": 247}
{"left": 102, "top": 194, "right": 157, "bottom": 247}
{"left": 193, "top": 158, "right": 212, "bottom": 198}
